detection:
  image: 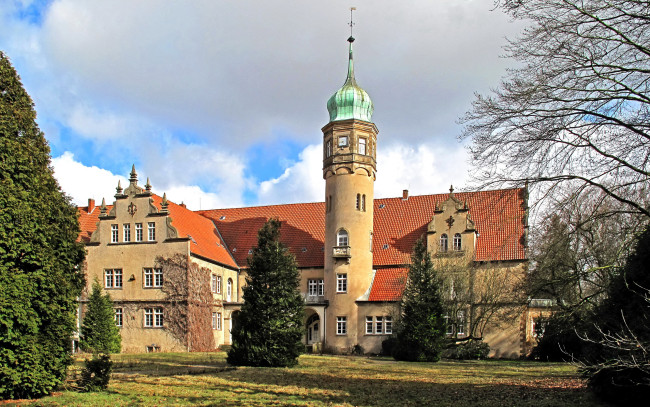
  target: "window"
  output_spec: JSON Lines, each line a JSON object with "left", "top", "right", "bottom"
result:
{"left": 326, "top": 140, "right": 332, "bottom": 157}
{"left": 211, "top": 274, "right": 217, "bottom": 292}
{"left": 105, "top": 269, "right": 122, "bottom": 288}
{"left": 226, "top": 278, "right": 233, "bottom": 302}
{"left": 216, "top": 312, "right": 222, "bottom": 330}
{"left": 144, "top": 268, "right": 163, "bottom": 288}
{"left": 123, "top": 223, "right": 131, "bottom": 242}
{"left": 375, "top": 316, "right": 384, "bottom": 334}
{"left": 356, "top": 194, "right": 360, "bottom": 210}
{"left": 445, "top": 315, "right": 454, "bottom": 335}
{"left": 359, "top": 138, "right": 366, "bottom": 154}
{"left": 362, "top": 194, "right": 366, "bottom": 211}
{"left": 111, "top": 224, "right": 118, "bottom": 243}
{"left": 148, "top": 222, "right": 156, "bottom": 241}
{"left": 369, "top": 231, "right": 373, "bottom": 252}
{"left": 217, "top": 275, "right": 222, "bottom": 294}
{"left": 336, "top": 274, "right": 347, "bottom": 293}
{"left": 115, "top": 308, "right": 123, "bottom": 327}
{"left": 337, "top": 316, "right": 347, "bottom": 335}
{"left": 337, "top": 229, "right": 349, "bottom": 246}
{"left": 385, "top": 316, "right": 392, "bottom": 334}
{"left": 154, "top": 268, "right": 163, "bottom": 287}
{"left": 308, "top": 279, "right": 324, "bottom": 296}
{"left": 338, "top": 136, "right": 348, "bottom": 147}
{"left": 212, "top": 312, "right": 217, "bottom": 330}
{"left": 135, "top": 223, "right": 143, "bottom": 242}
{"left": 440, "top": 233, "right": 448, "bottom": 252}
{"left": 453, "top": 233, "right": 462, "bottom": 251}
{"left": 457, "top": 311, "right": 465, "bottom": 336}
{"left": 366, "top": 316, "right": 373, "bottom": 334}
{"left": 144, "top": 307, "right": 163, "bottom": 327}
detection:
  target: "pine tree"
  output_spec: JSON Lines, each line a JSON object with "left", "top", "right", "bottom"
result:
{"left": 227, "top": 218, "right": 304, "bottom": 367}
{"left": 0, "top": 51, "right": 86, "bottom": 398}
{"left": 393, "top": 238, "right": 446, "bottom": 362}
{"left": 80, "top": 281, "right": 121, "bottom": 354}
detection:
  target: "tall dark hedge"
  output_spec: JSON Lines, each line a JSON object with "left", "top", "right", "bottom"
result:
{"left": 392, "top": 238, "right": 446, "bottom": 362}
{"left": 80, "top": 281, "right": 121, "bottom": 354}
{"left": 227, "top": 218, "right": 304, "bottom": 367}
{"left": 583, "top": 227, "right": 650, "bottom": 403}
{"left": 0, "top": 51, "right": 85, "bottom": 399}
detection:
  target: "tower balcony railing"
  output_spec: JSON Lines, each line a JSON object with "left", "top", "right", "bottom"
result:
{"left": 333, "top": 245, "right": 351, "bottom": 258}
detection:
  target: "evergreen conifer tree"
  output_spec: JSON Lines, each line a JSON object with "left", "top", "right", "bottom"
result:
{"left": 393, "top": 238, "right": 446, "bottom": 362}
{"left": 80, "top": 281, "right": 121, "bottom": 354}
{"left": 227, "top": 218, "right": 304, "bottom": 367}
{"left": 0, "top": 51, "right": 85, "bottom": 398}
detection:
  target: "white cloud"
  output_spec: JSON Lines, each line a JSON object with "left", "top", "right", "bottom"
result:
{"left": 256, "top": 144, "right": 324, "bottom": 205}
{"left": 51, "top": 152, "right": 126, "bottom": 205}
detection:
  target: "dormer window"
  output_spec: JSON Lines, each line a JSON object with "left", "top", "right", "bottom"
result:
{"left": 338, "top": 136, "right": 348, "bottom": 147}
{"left": 440, "top": 234, "right": 449, "bottom": 252}
{"left": 453, "top": 233, "right": 462, "bottom": 251}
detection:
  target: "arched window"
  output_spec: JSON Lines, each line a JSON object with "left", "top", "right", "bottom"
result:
{"left": 337, "top": 229, "right": 349, "bottom": 247}
{"left": 440, "top": 234, "right": 448, "bottom": 252}
{"left": 226, "top": 278, "right": 233, "bottom": 302}
{"left": 453, "top": 233, "right": 462, "bottom": 251}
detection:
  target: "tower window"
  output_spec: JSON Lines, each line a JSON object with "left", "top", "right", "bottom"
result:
{"left": 356, "top": 194, "right": 360, "bottom": 210}
{"left": 362, "top": 194, "right": 366, "bottom": 212}
{"left": 337, "top": 229, "right": 349, "bottom": 247}
{"left": 338, "top": 136, "right": 348, "bottom": 147}
{"left": 440, "top": 234, "right": 449, "bottom": 252}
{"left": 326, "top": 140, "right": 332, "bottom": 158}
{"left": 453, "top": 233, "right": 462, "bottom": 251}
{"left": 337, "top": 274, "right": 347, "bottom": 293}
{"left": 359, "top": 138, "right": 367, "bottom": 155}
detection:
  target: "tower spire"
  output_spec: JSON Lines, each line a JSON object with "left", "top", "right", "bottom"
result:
{"left": 348, "top": 7, "right": 356, "bottom": 40}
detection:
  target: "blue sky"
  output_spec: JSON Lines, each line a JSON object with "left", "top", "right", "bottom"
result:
{"left": 1, "top": 0, "right": 524, "bottom": 209}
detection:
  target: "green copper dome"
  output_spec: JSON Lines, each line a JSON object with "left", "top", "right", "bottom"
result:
{"left": 327, "top": 37, "right": 374, "bottom": 123}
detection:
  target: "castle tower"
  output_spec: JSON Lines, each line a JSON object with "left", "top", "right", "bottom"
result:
{"left": 322, "top": 35, "right": 378, "bottom": 351}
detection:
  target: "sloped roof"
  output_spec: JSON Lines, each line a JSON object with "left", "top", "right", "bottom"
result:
{"left": 77, "top": 204, "right": 112, "bottom": 243}
{"left": 77, "top": 196, "right": 238, "bottom": 269}
{"left": 368, "top": 267, "right": 408, "bottom": 302}
{"left": 198, "top": 202, "right": 326, "bottom": 268}
{"left": 199, "top": 188, "right": 527, "bottom": 269}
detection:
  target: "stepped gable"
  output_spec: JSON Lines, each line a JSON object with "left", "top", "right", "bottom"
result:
{"left": 373, "top": 188, "right": 527, "bottom": 265}
{"left": 198, "top": 202, "right": 327, "bottom": 269}
{"left": 77, "top": 203, "right": 113, "bottom": 243}
{"left": 150, "top": 195, "right": 238, "bottom": 269}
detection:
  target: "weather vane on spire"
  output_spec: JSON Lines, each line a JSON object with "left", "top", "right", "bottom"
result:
{"left": 348, "top": 7, "right": 356, "bottom": 41}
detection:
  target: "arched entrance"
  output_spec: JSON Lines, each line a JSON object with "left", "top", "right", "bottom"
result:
{"left": 305, "top": 311, "right": 321, "bottom": 345}
{"left": 229, "top": 310, "right": 240, "bottom": 344}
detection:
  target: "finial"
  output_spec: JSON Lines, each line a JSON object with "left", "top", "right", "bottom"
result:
{"left": 130, "top": 164, "right": 137, "bottom": 184}
{"left": 100, "top": 197, "right": 107, "bottom": 215}
{"left": 162, "top": 192, "right": 168, "bottom": 206}
{"left": 449, "top": 185, "right": 454, "bottom": 195}
{"left": 116, "top": 180, "right": 123, "bottom": 194}
{"left": 348, "top": 7, "right": 356, "bottom": 40}
{"left": 145, "top": 177, "right": 152, "bottom": 192}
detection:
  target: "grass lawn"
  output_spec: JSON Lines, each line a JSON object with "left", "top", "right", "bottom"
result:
{"left": 18, "top": 352, "right": 609, "bottom": 406}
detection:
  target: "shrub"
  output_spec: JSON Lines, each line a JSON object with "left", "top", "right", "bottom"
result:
{"left": 79, "top": 354, "right": 113, "bottom": 392}
{"left": 442, "top": 340, "right": 490, "bottom": 360}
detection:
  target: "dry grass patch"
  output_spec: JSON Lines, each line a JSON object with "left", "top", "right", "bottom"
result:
{"left": 19, "top": 353, "right": 610, "bottom": 406}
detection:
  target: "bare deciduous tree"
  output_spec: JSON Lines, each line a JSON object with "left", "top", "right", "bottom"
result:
{"left": 461, "top": 0, "right": 650, "bottom": 218}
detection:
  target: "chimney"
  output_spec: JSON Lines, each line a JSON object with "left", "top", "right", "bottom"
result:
{"left": 179, "top": 202, "right": 186, "bottom": 208}
{"left": 88, "top": 198, "right": 95, "bottom": 213}
{"left": 402, "top": 189, "right": 409, "bottom": 200}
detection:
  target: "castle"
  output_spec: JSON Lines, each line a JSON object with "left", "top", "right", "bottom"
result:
{"left": 77, "top": 35, "right": 543, "bottom": 357}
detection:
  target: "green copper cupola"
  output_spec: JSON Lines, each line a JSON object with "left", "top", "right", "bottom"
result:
{"left": 326, "top": 36, "right": 374, "bottom": 123}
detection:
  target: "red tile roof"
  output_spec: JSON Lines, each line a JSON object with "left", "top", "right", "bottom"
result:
{"left": 199, "top": 188, "right": 527, "bottom": 269}
{"left": 368, "top": 267, "right": 408, "bottom": 301}
{"left": 77, "top": 204, "right": 112, "bottom": 243}
{"left": 198, "top": 202, "right": 326, "bottom": 268}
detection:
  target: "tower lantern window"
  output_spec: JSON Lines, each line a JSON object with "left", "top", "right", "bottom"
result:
{"left": 359, "top": 138, "right": 366, "bottom": 154}
{"left": 338, "top": 136, "right": 348, "bottom": 147}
